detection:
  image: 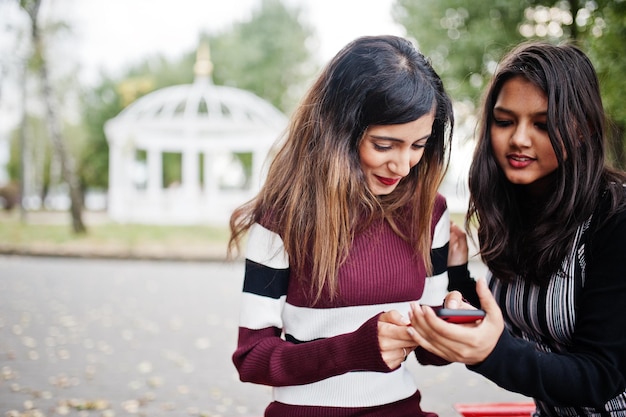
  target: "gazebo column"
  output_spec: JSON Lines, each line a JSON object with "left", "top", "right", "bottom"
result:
{"left": 203, "top": 151, "right": 218, "bottom": 196}
{"left": 107, "top": 140, "right": 126, "bottom": 219}
{"left": 250, "top": 148, "right": 265, "bottom": 191}
{"left": 182, "top": 148, "right": 200, "bottom": 194}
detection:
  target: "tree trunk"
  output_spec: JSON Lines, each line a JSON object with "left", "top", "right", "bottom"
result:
{"left": 18, "top": 61, "right": 28, "bottom": 223}
{"left": 569, "top": 0, "right": 580, "bottom": 40}
{"left": 27, "top": 0, "right": 86, "bottom": 233}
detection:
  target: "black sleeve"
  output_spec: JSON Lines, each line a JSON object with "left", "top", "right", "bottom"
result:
{"left": 447, "top": 263, "right": 480, "bottom": 308}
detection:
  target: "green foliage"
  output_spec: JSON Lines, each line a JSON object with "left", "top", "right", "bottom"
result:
{"left": 584, "top": 1, "right": 626, "bottom": 165}
{"left": 393, "top": 0, "right": 626, "bottom": 168}
{"left": 79, "top": 77, "right": 121, "bottom": 189}
{"left": 208, "top": 0, "right": 316, "bottom": 113}
{"left": 393, "top": 0, "right": 530, "bottom": 102}
{"left": 162, "top": 152, "right": 182, "bottom": 187}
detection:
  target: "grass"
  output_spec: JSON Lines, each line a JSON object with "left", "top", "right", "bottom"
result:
{"left": 0, "top": 210, "right": 232, "bottom": 260}
{"left": 0, "top": 209, "right": 470, "bottom": 261}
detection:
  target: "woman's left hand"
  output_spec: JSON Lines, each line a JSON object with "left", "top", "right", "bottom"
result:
{"left": 377, "top": 310, "right": 418, "bottom": 369}
{"left": 448, "top": 222, "right": 469, "bottom": 267}
{"left": 407, "top": 279, "right": 504, "bottom": 365}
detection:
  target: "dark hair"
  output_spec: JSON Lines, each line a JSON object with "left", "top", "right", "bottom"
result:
{"left": 467, "top": 41, "right": 626, "bottom": 284}
{"left": 323, "top": 35, "right": 451, "bottom": 150}
{"left": 318, "top": 35, "right": 454, "bottom": 211}
{"left": 230, "top": 35, "right": 454, "bottom": 301}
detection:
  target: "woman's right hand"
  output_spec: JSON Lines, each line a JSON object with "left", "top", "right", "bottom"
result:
{"left": 407, "top": 279, "right": 504, "bottom": 365}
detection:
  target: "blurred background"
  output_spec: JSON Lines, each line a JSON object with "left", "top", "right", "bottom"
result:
{"left": 0, "top": 0, "right": 623, "bottom": 241}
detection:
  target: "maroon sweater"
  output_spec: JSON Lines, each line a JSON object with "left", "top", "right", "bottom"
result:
{"left": 233, "top": 195, "right": 465, "bottom": 416}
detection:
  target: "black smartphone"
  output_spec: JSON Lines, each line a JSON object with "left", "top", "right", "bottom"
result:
{"left": 436, "top": 308, "right": 485, "bottom": 324}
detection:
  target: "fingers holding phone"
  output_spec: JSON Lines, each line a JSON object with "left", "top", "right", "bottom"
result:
{"left": 406, "top": 279, "right": 505, "bottom": 365}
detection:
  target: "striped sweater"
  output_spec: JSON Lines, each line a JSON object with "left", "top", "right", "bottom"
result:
{"left": 232, "top": 194, "right": 462, "bottom": 417}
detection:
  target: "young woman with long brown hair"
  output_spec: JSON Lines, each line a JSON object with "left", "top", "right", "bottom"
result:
{"left": 229, "top": 35, "right": 468, "bottom": 417}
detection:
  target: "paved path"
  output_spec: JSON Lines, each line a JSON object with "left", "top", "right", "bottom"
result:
{"left": 0, "top": 256, "right": 529, "bottom": 417}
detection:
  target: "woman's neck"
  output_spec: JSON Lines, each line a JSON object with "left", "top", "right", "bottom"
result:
{"left": 520, "top": 171, "right": 558, "bottom": 202}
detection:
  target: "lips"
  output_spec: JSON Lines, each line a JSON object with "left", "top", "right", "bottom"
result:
{"left": 507, "top": 154, "right": 535, "bottom": 169}
{"left": 375, "top": 175, "right": 401, "bottom": 186}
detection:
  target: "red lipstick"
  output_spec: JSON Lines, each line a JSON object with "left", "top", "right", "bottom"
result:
{"left": 375, "top": 175, "right": 400, "bottom": 186}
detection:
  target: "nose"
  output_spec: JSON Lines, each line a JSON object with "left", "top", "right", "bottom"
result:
{"left": 389, "top": 150, "right": 413, "bottom": 177}
{"left": 510, "top": 123, "right": 532, "bottom": 148}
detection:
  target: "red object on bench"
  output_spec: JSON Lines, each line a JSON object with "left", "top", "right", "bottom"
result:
{"left": 454, "top": 402, "right": 535, "bottom": 417}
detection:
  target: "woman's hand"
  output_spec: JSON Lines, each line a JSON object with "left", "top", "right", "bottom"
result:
{"left": 448, "top": 222, "right": 469, "bottom": 267}
{"left": 407, "top": 279, "right": 504, "bottom": 365}
{"left": 377, "top": 310, "right": 418, "bottom": 369}
{"left": 441, "top": 290, "right": 470, "bottom": 310}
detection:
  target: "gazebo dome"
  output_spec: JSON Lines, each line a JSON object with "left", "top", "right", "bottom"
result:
{"left": 108, "top": 80, "right": 287, "bottom": 135}
{"left": 104, "top": 44, "right": 287, "bottom": 225}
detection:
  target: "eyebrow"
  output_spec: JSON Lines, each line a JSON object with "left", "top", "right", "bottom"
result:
{"left": 368, "top": 133, "right": 431, "bottom": 143}
{"left": 493, "top": 106, "right": 548, "bottom": 117}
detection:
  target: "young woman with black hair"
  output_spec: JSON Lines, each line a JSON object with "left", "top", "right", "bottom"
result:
{"left": 407, "top": 41, "right": 626, "bottom": 416}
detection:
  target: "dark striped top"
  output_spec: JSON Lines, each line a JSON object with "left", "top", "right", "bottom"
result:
{"left": 470, "top": 189, "right": 626, "bottom": 417}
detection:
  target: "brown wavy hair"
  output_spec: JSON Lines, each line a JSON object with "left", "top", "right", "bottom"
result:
{"left": 467, "top": 41, "right": 626, "bottom": 284}
{"left": 229, "top": 35, "right": 454, "bottom": 302}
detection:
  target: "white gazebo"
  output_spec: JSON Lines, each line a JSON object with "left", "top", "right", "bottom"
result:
{"left": 104, "top": 46, "right": 287, "bottom": 225}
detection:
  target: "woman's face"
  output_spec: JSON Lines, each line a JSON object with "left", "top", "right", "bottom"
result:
{"left": 490, "top": 76, "right": 559, "bottom": 195}
{"left": 358, "top": 112, "right": 434, "bottom": 196}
